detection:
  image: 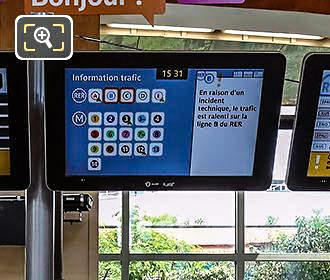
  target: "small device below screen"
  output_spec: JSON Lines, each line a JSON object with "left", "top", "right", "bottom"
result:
{"left": 45, "top": 52, "right": 285, "bottom": 191}
{"left": 287, "top": 53, "right": 330, "bottom": 191}
{"left": 0, "top": 52, "right": 29, "bottom": 190}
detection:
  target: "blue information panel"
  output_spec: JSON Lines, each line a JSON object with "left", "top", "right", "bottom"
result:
{"left": 0, "top": 69, "right": 10, "bottom": 176}
{"left": 66, "top": 68, "right": 264, "bottom": 176}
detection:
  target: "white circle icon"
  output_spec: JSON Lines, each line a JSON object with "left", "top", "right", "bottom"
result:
{"left": 72, "top": 88, "right": 87, "bottom": 104}
{"left": 72, "top": 111, "right": 87, "bottom": 127}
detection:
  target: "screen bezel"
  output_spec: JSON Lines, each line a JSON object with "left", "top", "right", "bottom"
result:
{"left": 45, "top": 52, "right": 285, "bottom": 191}
{"left": 0, "top": 52, "right": 30, "bottom": 190}
{"left": 286, "top": 53, "right": 330, "bottom": 191}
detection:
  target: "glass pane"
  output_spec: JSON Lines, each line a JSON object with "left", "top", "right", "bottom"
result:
{"left": 99, "top": 261, "right": 121, "bottom": 280}
{"left": 100, "top": 35, "right": 330, "bottom": 105}
{"left": 130, "top": 191, "right": 235, "bottom": 254}
{"left": 272, "top": 130, "right": 292, "bottom": 182}
{"left": 246, "top": 191, "right": 330, "bottom": 254}
{"left": 130, "top": 261, "right": 235, "bottom": 280}
{"left": 245, "top": 262, "right": 330, "bottom": 280}
{"left": 99, "top": 192, "right": 122, "bottom": 254}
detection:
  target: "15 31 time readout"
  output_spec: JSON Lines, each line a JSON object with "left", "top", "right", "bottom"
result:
{"left": 156, "top": 68, "right": 188, "bottom": 80}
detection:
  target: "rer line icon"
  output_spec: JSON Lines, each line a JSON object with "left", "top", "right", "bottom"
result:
{"left": 15, "top": 15, "right": 73, "bottom": 60}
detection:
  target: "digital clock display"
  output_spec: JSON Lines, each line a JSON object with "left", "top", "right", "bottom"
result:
{"left": 156, "top": 68, "right": 188, "bottom": 80}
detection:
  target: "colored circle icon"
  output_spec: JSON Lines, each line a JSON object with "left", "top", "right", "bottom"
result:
{"left": 153, "top": 130, "right": 161, "bottom": 139}
{"left": 72, "top": 111, "right": 87, "bottom": 126}
{"left": 106, "top": 114, "right": 116, "bottom": 124}
{"left": 154, "top": 91, "right": 165, "bottom": 102}
{"left": 91, "top": 114, "right": 100, "bottom": 123}
{"left": 137, "top": 145, "right": 147, "bottom": 155}
{"left": 106, "top": 145, "right": 115, "bottom": 154}
{"left": 91, "top": 130, "right": 100, "bottom": 139}
{"left": 152, "top": 146, "right": 160, "bottom": 153}
{"left": 123, "top": 91, "right": 132, "bottom": 101}
{"left": 205, "top": 73, "right": 215, "bottom": 84}
{"left": 90, "top": 160, "right": 99, "bottom": 168}
{"left": 121, "top": 145, "right": 130, "bottom": 154}
{"left": 106, "top": 130, "right": 115, "bottom": 139}
{"left": 106, "top": 91, "right": 116, "bottom": 101}
{"left": 138, "top": 115, "right": 147, "bottom": 123}
{"left": 122, "top": 115, "right": 132, "bottom": 125}
{"left": 91, "top": 91, "right": 101, "bottom": 102}
{"left": 138, "top": 91, "right": 148, "bottom": 101}
{"left": 153, "top": 115, "right": 162, "bottom": 124}
{"left": 137, "top": 130, "right": 146, "bottom": 139}
{"left": 121, "top": 130, "right": 131, "bottom": 139}
{"left": 90, "top": 145, "right": 99, "bottom": 153}
{"left": 72, "top": 88, "right": 87, "bottom": 103}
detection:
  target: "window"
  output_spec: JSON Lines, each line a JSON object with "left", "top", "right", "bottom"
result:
{"left": 98, "top": 36, "right": 330, "bottom": 279}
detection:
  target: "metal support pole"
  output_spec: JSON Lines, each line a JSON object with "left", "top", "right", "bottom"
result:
{"left": 54, "top": 191, "right": 64, "bottom": 280}
{"left": 26, "top": 60, "right": 54, "bottom": 280}
{"left": 235, "top": 191, "right": 245, "bottom": 280}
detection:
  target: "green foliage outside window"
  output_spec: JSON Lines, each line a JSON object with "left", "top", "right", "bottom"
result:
{"left": 99, "top": 208, "right": 330, "bottom": 279}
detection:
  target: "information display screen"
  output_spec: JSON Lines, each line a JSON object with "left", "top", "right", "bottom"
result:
{"left": 0, "top": 52, "right": 29, "bottom": 190}
{"left": 66, "top": 68, "right": 264, "bottom": 176}
{"left": 286, "top": 53, "right": 330, "bottom": 191}
{"left": 0, "top": 69, "right": 10, "bottom": 176}
{"left": 45, "top": 52, "right": 285, "bottom": 191}
{"left": 307, "top": 70, "right": 330, "bottom": 176}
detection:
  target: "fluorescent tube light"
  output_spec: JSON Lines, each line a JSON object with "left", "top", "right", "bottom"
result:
{"left": 223, "top": 30, "right": 324, "bottom": 40}
{"left": 107, "top": 24, "right": 214, "bottom": 33}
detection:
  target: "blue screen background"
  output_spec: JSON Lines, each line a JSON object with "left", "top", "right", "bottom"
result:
{"left": 65, "top": 68, "right": 263, "bottom": 176}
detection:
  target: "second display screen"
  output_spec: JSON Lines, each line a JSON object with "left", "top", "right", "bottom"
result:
{"left": 66, "top": 68, "right": 264, "bottom": 176}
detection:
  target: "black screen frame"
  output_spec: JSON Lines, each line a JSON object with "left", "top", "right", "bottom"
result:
{"left": 45, "top": 52, "right": 285, "bottom": 191}
{"left": 287, "top": 53, "right": 330, "bottom": 191}
{"left": 0, "top": 52, "right": 30, "bottom": 190}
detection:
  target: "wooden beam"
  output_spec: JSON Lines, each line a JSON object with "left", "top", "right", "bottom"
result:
{"left": 167, "top": 0, "right": 330, "bottom": 15}
{"left": 72, "top": 15, "right": 100, "bottom": 51}
{"left": 0, "top": 0, "right": 22, "bottom": 50}
{"left": 0, "top": 1, "right": 99, "bottom": 51}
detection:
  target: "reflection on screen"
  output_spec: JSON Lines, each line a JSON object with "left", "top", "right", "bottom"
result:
{"left": 0, "top": 69, "right": 10, "bottom": 176}
{"left": 307, "top": 70, "right": 330, "bottom": 177}
{"left": 65, "top": 68, "right": 264, "bottom": 176}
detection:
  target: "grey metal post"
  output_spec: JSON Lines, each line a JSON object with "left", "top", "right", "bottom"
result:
{"left": 26, "top": 60, "right": 54, "bottom": 280}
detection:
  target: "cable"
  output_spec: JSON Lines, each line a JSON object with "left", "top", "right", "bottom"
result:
{"left": 285, "top": 78, "right": 300, "bottom": 84}
{"left": 74, "top": 35, "right": 144, "bottom": 51}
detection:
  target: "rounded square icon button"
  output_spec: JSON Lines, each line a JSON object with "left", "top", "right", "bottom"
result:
{"left": 151, "top": 112, "right": 165, "bottom": 126}
{"left": 152, "top": 89, "right": 166, "bottom": 103}
{"left": 136, "top": 89, "right": 150, "bottom": 103}
{"left": 88, "top": 158, "right": 101, "bottom": 171}
{"left": 104, "top": 128, "right": 117, "bottom": 141}
{"left": 89, "top": 112, "right": 102, "bottom": 126}
{"left": 135, "top": 128, "right": 148, "bottom": 141}
{"left": 72, "top": 88, "right": 87, "bottom": 104}
{"left": 104, "top": 112, "right": 118, "bottom": 126}
{"left": 88, "top": 128, "right": 102, "bottom": 141}
{"left": 104, "top": 88, "right": 119, "bottom": 104}
{"left": 120, "top": 89, "right": 135, "bottom": 104}
{"left": 150, "top": 128, "right": 164, "bottom": 141}
{"left": 88, "top": 143, "right": 101, "bottom": 156}
{"left": 134, "top": 143, "right": 148, "bottom": 156}
{"left": 120, "top": 112, "right": 134, "bottom": 126}
{"left": 119, "top": 128, "right": 133, "bottom": 141}
{"left": 135, "top": 112, "right": 149, "bottom": 126}
{"left": 119, "top": 143, "right": 132, "bottom": 156}
{"left": 104, "top": 143, "right": 117, "bottom": 156}
{"left": 149, "top": 143, "right": 163, "bottom": 157}
{"left": 88, "top": 89, "right": 103, "bottom": 103}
